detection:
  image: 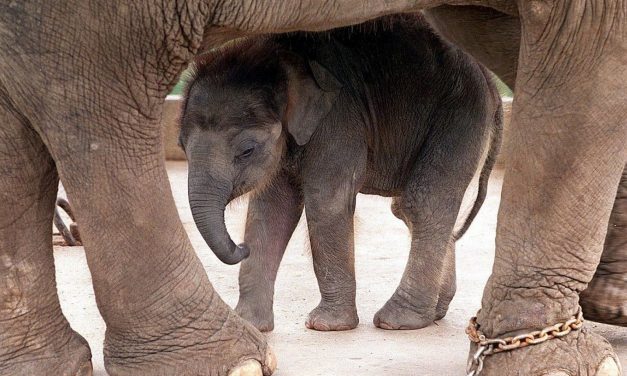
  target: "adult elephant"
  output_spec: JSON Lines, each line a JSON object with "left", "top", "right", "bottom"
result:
{"left": 0, "top": 1, "right": 624, "bottom": 376}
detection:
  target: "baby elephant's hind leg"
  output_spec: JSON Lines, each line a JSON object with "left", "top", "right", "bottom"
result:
{"left": 391, "top": 197, "right": 410, "bottom": 228}
{"left": 374, "top": 117, "right": 486, "bottom": 330}
{"left": 435, "top": 239, "right": 456, "bottom": 320}
{"left": 388, "top": 198, "right": 457, "bottom": 323}
{"left": 375, "top": 191, "right": 463, "bottom": 330}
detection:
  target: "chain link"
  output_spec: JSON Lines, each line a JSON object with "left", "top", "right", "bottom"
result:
{"left": 465, "top": 309, "right": 584, "bottom": 376}
{"left": 54, "top": 197, "right": 82, "bottom": 246}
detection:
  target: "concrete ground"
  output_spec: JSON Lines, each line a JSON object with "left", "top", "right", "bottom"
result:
{"left": 54, "top": 161, "right": 627, "bottom": 375}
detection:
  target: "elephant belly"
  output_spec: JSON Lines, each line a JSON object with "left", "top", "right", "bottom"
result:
{"left": 360, "top": 165, "right": 406, "bottom": 197}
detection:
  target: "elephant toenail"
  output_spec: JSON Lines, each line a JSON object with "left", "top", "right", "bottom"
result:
{"left": 542, "top": 371, "right": 570, "bottom": 376}
{"left": 76, "top": 361, "right": 93, "bottom": 376}
{"left": 596, "top": 356, "right": 621, "bottom": 376}
{"left": 228, "top": 359, "right": 263, "bottom": 376}
{"left": 263, "top": 347, "right": 277, "bottom": 375}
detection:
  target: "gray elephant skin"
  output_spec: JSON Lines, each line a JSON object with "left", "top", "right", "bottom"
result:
{"left": 179, "top": 14, "right": 503, "bottom": 333}
{"left": 0, "top": 1, "right": 625, "bottom": 376}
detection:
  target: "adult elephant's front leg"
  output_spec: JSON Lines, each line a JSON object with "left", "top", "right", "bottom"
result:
{"left": 472, "top": 2, "right": 626, "bottom": 375}
{"left": 43, "top": 111, "right": 275, "bottom": 375}
{"left": 581, "top": 164, "right": 627, "bottom": 326}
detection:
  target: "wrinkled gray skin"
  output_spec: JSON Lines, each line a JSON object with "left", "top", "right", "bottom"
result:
{"left": 0, "top": 1, "right": 625, "bottom": 376}
{"left": 179, "top": 14, "right": 503, "bottom": 332}
{"left": 581, "top": 168, "right": 627, "bottom": 326}
{"left": 425, "top": 5, "right": 627, "bottom": 331}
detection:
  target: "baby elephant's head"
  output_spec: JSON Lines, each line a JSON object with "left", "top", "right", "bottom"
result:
{"left": 179, "top": 38, "right": 342, "bottom": 264}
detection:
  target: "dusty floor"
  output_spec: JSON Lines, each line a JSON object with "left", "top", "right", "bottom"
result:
{"left": 54, "top": 161, "right": 627, "bottom": 375}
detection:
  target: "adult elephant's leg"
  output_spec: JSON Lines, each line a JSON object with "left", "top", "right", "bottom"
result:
{"left": 428, "top": 0, "right": 627, "bottom": 329}
{"left": 580, "top": 164, "right": 627, "bottom": 326}
{"left": 40, "top": 106, "right": 274, "bottom": 375}
{"left": 0, "top": 102, "right": 92, "bottom": 375}
{"left": 235, "top": 173, "right": 304, "bottom": 332}
{"left": 474, "top": 2, "right": 626, "bottom": 375}
{"left": 0, "top": 2, "right": 275, "bottom": 373}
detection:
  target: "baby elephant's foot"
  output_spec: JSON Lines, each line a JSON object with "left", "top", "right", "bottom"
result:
{"left": 374, "top": 295, "right": 436, "bottom": 330}
{"left": 434, "top": 291, "right": 454, "bottom": 321}
{"left": 306, "top": 303, "right": 358, "bottom": 331}
{"left": 580, "top": 273, "right": 627, "bottom": 326}
{"left": 434, "top": 303, "right": 449, "bottom": 321}
{"left": 235, "top": 298, "right": 275, "bottom": 332}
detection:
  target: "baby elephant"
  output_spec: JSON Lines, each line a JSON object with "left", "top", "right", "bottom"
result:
{"left": 179, "top": 14, "right": 502, "bottom": 332}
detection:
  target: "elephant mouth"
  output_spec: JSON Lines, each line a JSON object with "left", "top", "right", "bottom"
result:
{"left": 228, "top": 189, "right": 244, "bottom": 203}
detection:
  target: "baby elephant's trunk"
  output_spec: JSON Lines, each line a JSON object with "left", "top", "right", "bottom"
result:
{"left": 188, "top": 171, "right": 249, "bottom": 265}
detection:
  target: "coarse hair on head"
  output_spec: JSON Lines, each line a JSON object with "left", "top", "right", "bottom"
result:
{"left": 179, "top": 36, "right": 286, "bottom": 128}
{"left": 180, "top": 36, "right": 286, "bottom": 117}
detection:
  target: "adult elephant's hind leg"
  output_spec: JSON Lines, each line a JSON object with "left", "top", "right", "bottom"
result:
{"left": 0, "top": 103, "right": 92, "bottom": 375}
{"left": 581, "top": 164, "right": 627, "bottom": 326}
{"left": 473, "top": 2, "right": 625, "bottom": 375}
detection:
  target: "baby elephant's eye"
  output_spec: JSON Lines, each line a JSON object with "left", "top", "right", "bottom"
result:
{"left": 238, "top": 146, "right": 255, "bottom": 159}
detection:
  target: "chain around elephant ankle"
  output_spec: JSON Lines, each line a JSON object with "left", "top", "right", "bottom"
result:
{"left": 465, "top": 308, "right": 584, "bottom": 376}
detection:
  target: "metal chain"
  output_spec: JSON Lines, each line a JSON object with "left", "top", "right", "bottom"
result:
{"left": 465, "top": 309, "right": 584, "bottom": 376}
{"left": 54, "top": 197, "right": 82, "bottom": 246}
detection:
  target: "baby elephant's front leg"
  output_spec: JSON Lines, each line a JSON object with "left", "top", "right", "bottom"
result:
{"left": 304, "top": 189, "right": 360, "bottom": 331}
{"left": 236, "top": 173, "right": 303, "bottom": 331}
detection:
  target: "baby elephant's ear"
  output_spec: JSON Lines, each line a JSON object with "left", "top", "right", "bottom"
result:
{"left": 308, "top": 60, "right": 343, "bottom": 92}
{"left": 284, "top": 60, "right": 342, "bottom": 146}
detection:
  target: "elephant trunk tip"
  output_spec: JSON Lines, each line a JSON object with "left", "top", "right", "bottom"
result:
{"left": 217, "top": 242, "right": 250, "bottom": 265}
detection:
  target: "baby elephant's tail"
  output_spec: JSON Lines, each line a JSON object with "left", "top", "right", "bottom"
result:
{"left": 452, "top": 98, "right": 504, "bottom": 241}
